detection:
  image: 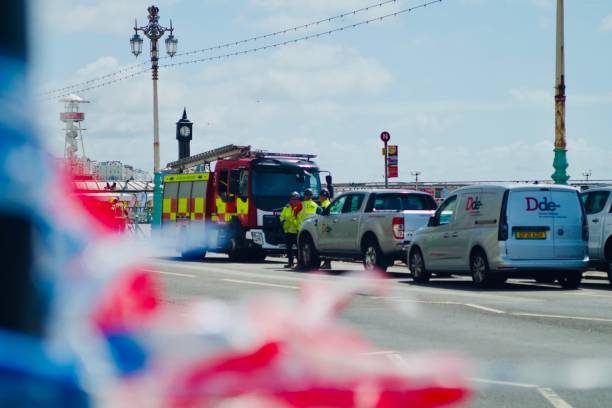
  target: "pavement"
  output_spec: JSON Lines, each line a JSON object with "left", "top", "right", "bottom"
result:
{"left": 149, "top": 253, "right": 612, "bottom": 408}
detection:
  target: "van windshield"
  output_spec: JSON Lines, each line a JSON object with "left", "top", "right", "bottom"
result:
{"left": 366, "top": 193, "right": 437, "bottom": 212}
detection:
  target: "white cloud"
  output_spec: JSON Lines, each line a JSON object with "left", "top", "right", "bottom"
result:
{"left": 36, "top": 42, "right": 393, "bottom": 175}
{"left": 509, "top": 87, "right": 551, "bottom": 105}
{"left": 600, "top": 14, "right": 612, "bottom": 32}
{"left": 32, "top": 0, "right": 179, "bottom": 34}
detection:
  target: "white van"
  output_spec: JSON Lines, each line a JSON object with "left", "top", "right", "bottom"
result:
{"left": 580, "top": 187, "right": 612, "bottom": 284}
{"left": 407, "top": 184, "right": 588, "bottom": 288}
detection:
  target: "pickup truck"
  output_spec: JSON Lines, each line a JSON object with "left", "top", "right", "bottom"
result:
{"left": 297, "top": 190, "right": 437, "bottom": 271}
{"left": 580, "top": 187, "right": 612, "bottom": 284}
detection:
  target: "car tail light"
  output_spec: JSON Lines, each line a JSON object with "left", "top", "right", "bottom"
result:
{"left": 392, "top": 217, "right": 404, "bottom": 240}
{"left": 577, "top": 191, "right": 589, "bottom": 241}
{"left": 498, "top": 190, "right": 509, "bottom": 241}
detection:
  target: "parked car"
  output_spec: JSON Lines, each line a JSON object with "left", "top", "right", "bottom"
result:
{"left": 580, "top": 187, "right": 612, "bottom": 284}
{"left": 407, "top": 184, "right": 588, "bottom": 288}
{"left": 297, "top": 190, "right": 437, "bottom": 271}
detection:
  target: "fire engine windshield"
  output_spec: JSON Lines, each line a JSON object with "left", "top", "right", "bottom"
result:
{"left": 251, "top": 168, "right": 321, "bottom": 211}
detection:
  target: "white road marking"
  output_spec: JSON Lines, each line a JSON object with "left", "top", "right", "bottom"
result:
{"left": 386, "top": 353, "right": 407, "bottom": 367}
{"left": 537, "top": 387, "right": 573, "bottom": 408}
{"left": 360, "top": 350, "right": 398, "bottom": 356}
{"left": 144, "top": 269, "right": 196, "bottom": 278}
{"left": 221, "top": 278, "right": 299, "bottom": 290}
{"left": 388, "top": 354, "right": 572, "bottom": 408}
{"left": 511, "top": 312, "right": 612, "bottom": 323}
{"left": 464, "top": 303, "right": 506, "bottom": 314}
{"left": 470, "top": 377, "right": 538, "bottom": 389}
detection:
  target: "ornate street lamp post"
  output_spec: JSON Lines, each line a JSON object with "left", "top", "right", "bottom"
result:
{"left": 130, "top": 5, "right": 178, "bottom": 228}
{"left": 552, "top": 0, "right": 569, "bottom": 184}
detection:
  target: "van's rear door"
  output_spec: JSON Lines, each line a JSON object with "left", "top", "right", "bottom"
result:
{"left": 551, "top": 189, "right": 585, "bottom": 259}
{"left": 506, "top": 188, "right": 554, "bottom": 260}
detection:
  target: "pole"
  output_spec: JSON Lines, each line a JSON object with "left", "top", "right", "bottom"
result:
{"left": 152, "top": 78, "right": 163, "bottom": 229}
{"left": 384, "top": 141, "right": 388, "bottom": 189}
{"left": 151, "top": 37, "right": 163, "bottom": 228}
{"left": 552, "top": 0, "right": 569, "bottom": 184}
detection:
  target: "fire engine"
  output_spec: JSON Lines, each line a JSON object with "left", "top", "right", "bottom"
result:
{"left": 162, "top": 144, "right": 332, "bottom": 260}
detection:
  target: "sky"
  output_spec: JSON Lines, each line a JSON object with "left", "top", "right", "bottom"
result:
{"left": 30, "top": 0, "right": 612, "bottom": 183}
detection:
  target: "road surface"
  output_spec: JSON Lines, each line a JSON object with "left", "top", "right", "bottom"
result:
{"left": 148, "top": 253, "right": 612, "bottom": 408}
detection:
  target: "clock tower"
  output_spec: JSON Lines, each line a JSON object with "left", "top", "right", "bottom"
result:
{"left": 176, "top": 108, "right": 193, "bottom": 160}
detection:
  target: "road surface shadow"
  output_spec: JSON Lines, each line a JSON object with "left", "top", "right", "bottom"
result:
{"left": 399, "top": 278, "right": 569, "bottom": 292}
{"left": 159, "top": 255, "right": 284, "bottom": 265}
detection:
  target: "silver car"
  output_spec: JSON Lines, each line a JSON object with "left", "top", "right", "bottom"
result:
{"left": 408, "top": 184, "right": 588, "bottom": 288}
{"left": 580, "top": 187, "right": 612, "bottom": 284}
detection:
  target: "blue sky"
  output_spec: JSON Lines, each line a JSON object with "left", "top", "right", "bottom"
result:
{"left": 31, "top": 0, "right": 612, "bottom": 182}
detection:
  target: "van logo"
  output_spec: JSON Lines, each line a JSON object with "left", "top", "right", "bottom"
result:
{"left": 525, "top": 197, "right": 560, "bottom": 212}
{"left": 465, "top": 196, "right": 482, "bottom": 211}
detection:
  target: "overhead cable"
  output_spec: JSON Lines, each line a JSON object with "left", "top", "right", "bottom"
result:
{"left": 159, "top": 0, "right": 442, "bottom": 70}
{"left": 43, "top": 0, "right": 443, "bottom": 99}
{"left": 39, "top": 0, "right": 406, "bottom": 98}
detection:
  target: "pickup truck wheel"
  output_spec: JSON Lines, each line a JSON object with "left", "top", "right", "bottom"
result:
{"left": 470, "top": 250, "right": 494, "bottom": 288}
{"left": 362, "top": 240, "right": 387, "bottom": 272}
{"left": 299, "top": 236, "right": 320, "bottom": 271}
{"left": 558, "top": 270, "right": 582, "bottom": 289}
{"left": 409, "top": 248, "right": 430, "bottom": 283}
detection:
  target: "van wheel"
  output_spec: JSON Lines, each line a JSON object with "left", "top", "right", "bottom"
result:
{"left": 558, "top": 271, "right": 582, "bottom": 289}
{"left": 298, "top": 235, "right": 320, "bottom": 271}
{"left": 608, "top": 261, "right": 612, "bottom": 286}
{"left": 471, "top": 250, "right": 493, "bottom": 288}
{"left": 409, "top": 248, "right": 430, "bottom": 283}
{"left": 362, "top": 239, "right": 388, "bottom": 272}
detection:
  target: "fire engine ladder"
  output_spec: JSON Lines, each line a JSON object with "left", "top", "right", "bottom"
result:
{"left": 250, "top": 150, "right": 317, "bottom": 161}
{"left": 166, "top": 144, "right": 251, "bottom": 171}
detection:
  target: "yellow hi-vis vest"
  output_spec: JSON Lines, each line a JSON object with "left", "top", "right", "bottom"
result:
{"left": 279, "top": 205, "right": 299, "bottom": 234}
{"left": 298, "top": 199, "right": 319, "bottom": 227}
{"left": 321, "top": 199, "right": 331, "bottom": 209}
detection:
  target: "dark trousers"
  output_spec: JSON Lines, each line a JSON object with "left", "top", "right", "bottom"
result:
{"left": 285, "top": 233, "right": 297, "bottom": 265}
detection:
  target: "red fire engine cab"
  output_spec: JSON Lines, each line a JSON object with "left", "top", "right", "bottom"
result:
{"left": 162, "top": 144, "right": 332, "bottom": 260}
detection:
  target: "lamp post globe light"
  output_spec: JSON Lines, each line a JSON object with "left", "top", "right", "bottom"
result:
{"left": 130, "top": 5, "right": 178, "bottom": 228}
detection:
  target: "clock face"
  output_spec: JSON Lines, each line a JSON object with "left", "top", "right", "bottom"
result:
{"left": 179, "top": 126, "right": 191, "bottom": 137}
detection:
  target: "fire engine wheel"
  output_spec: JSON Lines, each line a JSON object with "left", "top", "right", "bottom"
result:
{"left": 247, "top": 250, "right": 267, "bottom": 263}
{"left": 299, "top": 235, "right": 320, "bottom": 271}
{"left": 181, "top": 248, "right": 206, "bottom": 261}
{"left": 228, "top": 238, "right": 246, "bottom": 262}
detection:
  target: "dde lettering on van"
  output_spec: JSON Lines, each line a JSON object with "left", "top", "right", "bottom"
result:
{"left": 465, "top": 196, "right": 482, "bottom": 211}
{"left": 525, "top": 197, "right": 560, "bottom": 212}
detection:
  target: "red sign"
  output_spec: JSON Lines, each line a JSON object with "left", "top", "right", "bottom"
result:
{"left": 60, "top": 112, "right": 85, "bottom": 121}
{"left": 387, "top": 145, "right": 398, "bottom": 177}
{"left": 388, "top": 165, "right": 398, "bottom": 178}
{"left": 380, "top": 131, "right": 391, "bottom": 143}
